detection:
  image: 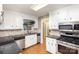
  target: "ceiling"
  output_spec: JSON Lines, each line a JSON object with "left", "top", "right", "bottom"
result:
{"left": 3, "top": 4, "right": 71, "bottom": 17}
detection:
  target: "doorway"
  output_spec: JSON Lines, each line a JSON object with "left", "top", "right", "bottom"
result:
{"left": 41, "top": 16, "right": 49, "bottom": 45}
{"left": 43, "top": 19, "right": 49, "bottom": 44}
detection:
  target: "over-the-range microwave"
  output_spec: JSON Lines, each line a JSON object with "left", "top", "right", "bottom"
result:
{"left": 59, "top": 21, "right": 79, "bottom": 32}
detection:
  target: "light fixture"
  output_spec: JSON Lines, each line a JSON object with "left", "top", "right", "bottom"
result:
{"left": 31, "top": 4, "right": 48, "bottom": 11}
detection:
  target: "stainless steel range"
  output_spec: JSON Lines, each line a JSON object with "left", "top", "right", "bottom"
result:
{"left": 58, "top": 35, "right": 79, "bottom": 45}
{"left": 58, "top": 21, "right": 79, "bottom": 54}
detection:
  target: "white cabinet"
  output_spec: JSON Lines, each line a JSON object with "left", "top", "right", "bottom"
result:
{"left": 0, "top": 4, "right": 3, "bottom": 24}
{"left": 67, "top": 5, "right": 79, "bottom": 21}
{"left": 57, "top": 8, "right": 69, "bottom": 22}
{"left": 49, "top": 9, "right": 68, "bottom": 29}
{"left": 49, "top": 12, "right": 59, "bottom": 29}
{"left": 49, "top": 13, "right": 60, "bottom": 29}
{"left": 49, "top": 5, "right": 79, "bottom": 30}
{"left": 25, "top": 34, "right": 37, "bottom": 48}
{"left": 49, "top": 12, "right": 54, "bottom": 29}
{"left": 46, "top": 37, "right": 57, "bottom": 54}
{"left": 57, "top": 5, "right": 79, "bottom": 22}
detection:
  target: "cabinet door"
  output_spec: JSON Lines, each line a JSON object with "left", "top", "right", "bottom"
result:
{"left": 49, "top": 12, "right": 55, "bottom": 29}
{"left": 50, "top": 39, "right": 57, "bottom": 53}
{"left": 25, "top": 35, "right": 32, "bottom": 48}
{"left": 49, "top": 9, "right": 68, "bottom": 29}
{"left": 46, "top": 37, "right": 57, "bottom": 54}
{"left": 46, "top": 37, "right": 51, "bottom": 51}
{"left": 49, "top": 12, "right": 59, "bottom": 29}
{"left": 30, "top": 34, "right": 37, "bottom": 45}
{"left": 25, "top": 34, "right": 37, "bottom": 48}
{"left": 57, "top": 8, "right": 69, "bottom": 22}
{"left": 68, "top": 5, "right": 79, "bottom": 21}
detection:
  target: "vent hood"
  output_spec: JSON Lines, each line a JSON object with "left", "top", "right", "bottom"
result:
{"left": 23, "top": 19, "right": 35, "bottom": 25}
{"left": 23, "top": 19, "right": 35, "bottom": 30}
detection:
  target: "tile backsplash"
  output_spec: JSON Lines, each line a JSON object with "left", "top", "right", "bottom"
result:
{"left": 48, "top": 29, "right": 60, "bottom": 36}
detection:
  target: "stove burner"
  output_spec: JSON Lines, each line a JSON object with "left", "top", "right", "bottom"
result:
{"left": 58, "top": 35, "right": 79, "bottom": 45}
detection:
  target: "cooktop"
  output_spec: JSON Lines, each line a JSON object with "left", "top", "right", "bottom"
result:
{"left": 58, "top": 35, "right": 79, "bottom": 45}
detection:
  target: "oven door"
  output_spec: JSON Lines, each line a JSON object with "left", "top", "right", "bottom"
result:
{"left": 57, "top": 40, "right": 78, "bottom": 54}
{"left": 58, "top": 44, "right": 78, "bottom": 54}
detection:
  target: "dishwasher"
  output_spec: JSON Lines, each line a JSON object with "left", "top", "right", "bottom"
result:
{"left": 37, "top": 33, "right": 41, "bottom": 43}
{"left": 14, "top": 35, "right": 25, "bottom": 50}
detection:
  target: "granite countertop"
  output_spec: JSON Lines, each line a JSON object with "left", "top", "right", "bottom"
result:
{"left": 46, "top": 35, "right": 60, "bottom": 39}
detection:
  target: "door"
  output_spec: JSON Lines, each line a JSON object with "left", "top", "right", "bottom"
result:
{"left": 41, "top": 16, "right": 49, "bottom": 44}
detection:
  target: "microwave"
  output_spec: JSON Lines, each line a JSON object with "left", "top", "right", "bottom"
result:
{"left": 59, "top": 22, "right": 79, "bottom": 32}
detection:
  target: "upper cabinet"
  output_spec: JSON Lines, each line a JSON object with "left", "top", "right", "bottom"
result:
{"left": 49, "top": 12, "right": 55, "bottom": 29}
{"left": 57, "top": 8, "right": 69, "bottom": 22}
{"left": 0, "top": 10, "right": 38, "bottom": 30}
{"left": 49, "top": 9, "right": 68, "bottom": 29}
{"left": 67, "top": 5, "right": 79, "bottom": 21}
{"left": 49, "top": 5, "right": 79, "bottom": 29}
{"left": 49, "top": 12, "right": 58, "bottom": 29}
{"left": 0, "top": 4, "right": 3, "bottom": 24}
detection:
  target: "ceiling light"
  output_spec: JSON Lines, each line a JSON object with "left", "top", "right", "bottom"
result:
{"left": 31, "top": 4, "right": 48, "bottom": 11}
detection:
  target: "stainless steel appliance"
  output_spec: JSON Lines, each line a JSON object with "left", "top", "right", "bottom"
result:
{"left": 23, "top": 19, "right": 35, "bottom": 34}
{"left": 37, "top": 33, "right": 41, "bottom": 43}
{"left": 58, "top": 43, "right": 78, "bottom": 54}
{"left": 58, "top": 21, "right": 79, "bottom": 54}
{"left": 59, "top": 21, "right": 79, "bottom": 32}
{"left": 14, "top": 35, "right": 25, "bottom": 50}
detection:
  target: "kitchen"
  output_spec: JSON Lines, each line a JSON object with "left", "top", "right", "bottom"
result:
{"left": 0, "top": 4, "right": 79, "bottom": 54}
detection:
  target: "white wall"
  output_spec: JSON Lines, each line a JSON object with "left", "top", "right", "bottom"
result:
{"left": 0, "top": 10, "right": 38, "bottom": 30}
{"left": 49, "top": 5, "right": 79, "bottom": 29}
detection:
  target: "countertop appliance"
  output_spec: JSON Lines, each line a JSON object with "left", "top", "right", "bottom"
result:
{"left": 58, "top": 21, "right": 79, "bottom": 54}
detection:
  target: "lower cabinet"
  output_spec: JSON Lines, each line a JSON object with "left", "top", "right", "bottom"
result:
{"left": 46, "top": 37, "right": 58, "bottom": 54}
{"left": 25, "top": 34, "right": 37, "bottom": 48}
